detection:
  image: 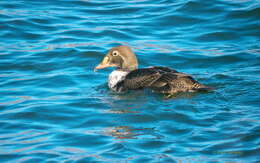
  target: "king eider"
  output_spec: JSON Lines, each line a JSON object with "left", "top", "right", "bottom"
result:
{"left": 94, "top": 45, "right": 212, "bottom": 94}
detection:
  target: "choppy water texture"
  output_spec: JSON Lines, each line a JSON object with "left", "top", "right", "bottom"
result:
{"left": 0, "top": 0, "right": 260, "bottom": 162}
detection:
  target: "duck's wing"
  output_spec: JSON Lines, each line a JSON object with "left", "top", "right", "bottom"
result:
{"left": 115, "top": 67, "right": 211, "bottom": 94}
{"left": 150, "top": 72, "right": 211, "bottom": 94}
{"left": 149, "top": 66, "right": 178, "bottom": 73}
{"left": 115, "top": 68, "right": 163, "bottom": 91}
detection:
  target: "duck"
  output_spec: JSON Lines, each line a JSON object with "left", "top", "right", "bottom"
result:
{"left": 94, "top": 45, "right": 212, "bottom": 94}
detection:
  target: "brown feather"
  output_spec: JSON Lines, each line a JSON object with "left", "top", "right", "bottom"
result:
{"left": 118, "top": 67, "right": 212, "bottom": 94}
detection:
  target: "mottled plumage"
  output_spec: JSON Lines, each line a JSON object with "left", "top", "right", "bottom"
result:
{"left": 95, "top": 45, "right": 212, "bottom": 94}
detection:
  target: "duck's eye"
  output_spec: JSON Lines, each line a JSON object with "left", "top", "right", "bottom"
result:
{"left": 112, "top": 51, "right": 119, "bottom": 56}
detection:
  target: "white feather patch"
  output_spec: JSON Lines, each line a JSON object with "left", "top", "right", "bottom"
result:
{"left": 108, "top": 70, "right": 128, "bottom": 90}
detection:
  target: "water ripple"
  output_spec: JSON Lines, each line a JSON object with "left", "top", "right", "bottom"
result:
{"left": 0, "top": 0, "right": 259, "bottom": 162}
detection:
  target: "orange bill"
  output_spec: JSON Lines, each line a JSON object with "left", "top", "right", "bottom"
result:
{"left": 94, "top": 56, "right": 116, "bottom": 71}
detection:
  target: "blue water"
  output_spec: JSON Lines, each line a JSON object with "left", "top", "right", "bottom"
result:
{"left": 0, "top": 0, "right": 259, "bottom": 162}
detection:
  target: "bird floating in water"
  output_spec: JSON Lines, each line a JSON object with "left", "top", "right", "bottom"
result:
{"left": 94, "top": 45, "right": 212, "bottom": 95}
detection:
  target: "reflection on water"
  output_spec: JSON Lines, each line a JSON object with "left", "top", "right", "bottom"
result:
{"left": 1, "top": 40, "right": 225, "bottom": 55}
{"left": 0, "top": 96, "right": 32, "bottom": 106}
{"left": 103, "top": 126, "right": 160, "bottom": 140}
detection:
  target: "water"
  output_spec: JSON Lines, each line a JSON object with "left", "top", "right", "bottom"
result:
{"left": 0, "top": 0, "right": 259, "bottom": 162}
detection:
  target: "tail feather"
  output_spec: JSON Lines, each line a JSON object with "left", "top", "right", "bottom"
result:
{"left": 193, "top": 83, "right": 214, "bottom": 92}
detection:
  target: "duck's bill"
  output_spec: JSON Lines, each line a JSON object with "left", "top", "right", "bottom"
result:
{"left": 94, "top": 56, "right": 109, "bottom": 71}
{"left": 94, "top": 63, "right": 109, "bottom": 70}
{"left": 94, "top": 63, "right": 117, "bottom": 72}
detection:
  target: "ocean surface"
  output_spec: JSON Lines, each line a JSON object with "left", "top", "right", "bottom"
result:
{"left": 0, "top": 0, "right": 259, "bottom": 162}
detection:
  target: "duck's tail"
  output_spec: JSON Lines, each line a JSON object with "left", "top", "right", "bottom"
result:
{"left": 192, "top": 83, "right": 214, "bottom": 92}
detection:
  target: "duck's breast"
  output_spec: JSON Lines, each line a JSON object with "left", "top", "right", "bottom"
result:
{"left": 108, "top": 70, "right": 129, "bottom": 90}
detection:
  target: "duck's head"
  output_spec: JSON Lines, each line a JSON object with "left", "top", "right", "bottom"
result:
{"left": 94, "top": 45, "right": 138, "bottom": 71}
